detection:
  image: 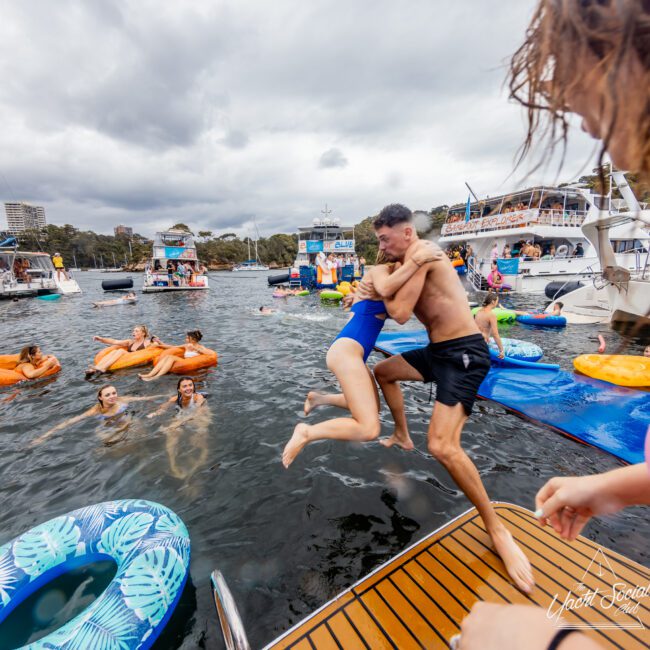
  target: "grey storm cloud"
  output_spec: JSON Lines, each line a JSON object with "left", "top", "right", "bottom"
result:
{"left": 0, "top": 0, "right": 597, "bottom": 237}
{"left": 319, "top": 148, "right": 348, "bottom": 169}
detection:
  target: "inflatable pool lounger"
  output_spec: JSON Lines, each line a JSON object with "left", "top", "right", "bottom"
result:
{"left": 375, "top": 330, "right": 649, "bottom": 464}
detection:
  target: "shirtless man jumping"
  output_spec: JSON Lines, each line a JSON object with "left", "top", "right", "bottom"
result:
{"left": 365, "top": 204, "right": 534, "bottom": 594}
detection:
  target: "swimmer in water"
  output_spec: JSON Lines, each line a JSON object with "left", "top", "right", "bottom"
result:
{"left": 31, "top": 384, "right": 165, "bottom": 445}
{"left": 15, "top": 345, "right": 61, "bottom": 379}
{"left": 139, "top": 330, "right": 210, "bottom": 381}
{"left": 92, "top": 291, "right": 137, "bottom": 307}
{"left": 473, "top": 293, "right": 505, "bottom": 358}
{"left": 147, "top": 376, "right": 206, "bottom": 418}
{"left": 259, "top": 306, "right": 276, "bottom": 314}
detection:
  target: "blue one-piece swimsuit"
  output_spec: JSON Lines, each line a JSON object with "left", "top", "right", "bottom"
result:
{"left": 332, "top": 300, "right": 388, "bottom": 362}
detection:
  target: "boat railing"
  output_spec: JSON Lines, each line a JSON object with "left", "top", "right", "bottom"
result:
{"left": 466, "top": 256, "right": 484, "bottom": 291}
{"left": 210, "top": 570, "right": 251, "bottom": 650}
{"left": 441, "top": 209, "right": 588, "bottom": 236}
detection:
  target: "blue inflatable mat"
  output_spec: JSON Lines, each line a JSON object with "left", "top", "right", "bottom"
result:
{"left": 375, "top": 331, "right": 649, "bottom": 464}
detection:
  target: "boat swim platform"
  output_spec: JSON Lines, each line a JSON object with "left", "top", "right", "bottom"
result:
{"left": 265, "top": 504, "right": 649, "bottom": 650}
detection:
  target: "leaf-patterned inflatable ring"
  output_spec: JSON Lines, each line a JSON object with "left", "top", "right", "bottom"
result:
{"left": 0, "top": 499, "right": 190, "bottom": 649}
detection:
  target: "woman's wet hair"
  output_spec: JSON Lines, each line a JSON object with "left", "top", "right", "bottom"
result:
{"left": 134, "top": 324, "right": 149, "bottom": 338}
{"left": 509, "top": 0, "right": 650, "bottom": 184}
{"left": 18, "top": 345, "right": 39, "bottom": 364}
{"left": 176, "top": 376, "right": 195, "bottom": 408}
{"left": 186, "top": 330, "right": 202, "bottom": 342}
{"left": 97, "top": 384, "right": 116, "bottom": 408}
{"left": 374, "top": 204, "right": 413, "bottom": 229}
{"left": 483, "top": 293, "right": 499, "bottom": 307}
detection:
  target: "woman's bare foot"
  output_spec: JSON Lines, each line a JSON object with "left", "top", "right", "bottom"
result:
{"left": 490, "top": 525, "right": 535, "bottom": 593}
{"left": 140, "top": 374, "right": 157, "bottom": 382}
{"left": 303, "top": 391, "right": 326, "bottom": 415}
{"left": 379, "top": 431, "right": 414, "bottom": 451}
{"left": 282, "top": 423, "right": 310, "bottom": 468}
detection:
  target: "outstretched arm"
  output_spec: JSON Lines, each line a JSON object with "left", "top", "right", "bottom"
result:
{"left": 535, "top": 463, "right": 650, "bottom": 540}
{"left": 146, "top": 396, "right": 176, "bottom": 419}
{"left": 94, "top": 335, "right": 128, "bottom": 346}
{"left": 31, "top": 407, "right": 96, "bottom": 446}
{"left": 124, "top": 395, "right": 167, "bottom": 403}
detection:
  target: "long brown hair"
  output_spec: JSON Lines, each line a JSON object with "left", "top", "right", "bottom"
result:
{"left": 18, "top": 345, "right": 39, "bottom": 364}
{"left": 97, "top": 385, "right": 116, "bottom": 408}
{"left": 509, "top": 0, "right": 650, "bottom": 184}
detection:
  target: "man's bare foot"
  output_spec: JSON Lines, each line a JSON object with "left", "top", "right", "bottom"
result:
{"left": 282, "top": 423, "right": 310, "bottom": 468}
{"left": 379, "top": 434, "right": 415, "bottom": 450}
{"left": 303, "top": 391, "right": 325, "bottom": 416}
{"left": 490, "top": 525, "right": 535, "bottom": 593}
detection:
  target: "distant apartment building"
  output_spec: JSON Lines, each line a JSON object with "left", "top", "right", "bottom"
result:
{"left": 114, "top": 224, "right": 133, "bottom": 237}
{"left": 4, "top": 202, "right": 47, "bottom": 234}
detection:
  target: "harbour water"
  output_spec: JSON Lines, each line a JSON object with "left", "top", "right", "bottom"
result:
{"left": 0, "top": 271, "right": 648, "bottom": 648}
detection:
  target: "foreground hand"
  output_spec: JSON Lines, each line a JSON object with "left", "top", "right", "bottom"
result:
{"left": 456, "top": 603, "right": 559, "bottom": 650}
{"left": 498, "top": 350, "right": 505, "bottom": 359}
{"left": 341, "top": 294, "right": 354, "bottom": 309}
{"left": 535, "top": 474, "right": 617, "bottom": 540}
{"left": 412, "top": 241, "right": 444, "bottom": 266}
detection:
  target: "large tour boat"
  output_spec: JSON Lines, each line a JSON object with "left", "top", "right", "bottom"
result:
{"left": 267, "top": 216, "right": 359, "bottom": 288}
{"left": 142, "top": 229, "right": 209, "bottom": 293}
{"left": 439, "top": 181, "right": 648, "bottom": 294}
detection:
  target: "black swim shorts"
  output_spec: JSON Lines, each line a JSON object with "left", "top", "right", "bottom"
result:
{"left": 401, "top": 333, "right": 490, "bottom": 415}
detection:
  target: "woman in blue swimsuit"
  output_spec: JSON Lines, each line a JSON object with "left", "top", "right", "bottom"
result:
{"left": 32, "top": 385, "right": 164, "bottom": 445}
{"left": 282, "top": 243, "right": 440, "bottom": 467}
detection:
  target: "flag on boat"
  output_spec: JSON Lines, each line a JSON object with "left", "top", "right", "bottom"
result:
{"left": 465, "top": 195, "right": 471, "bottom": 222}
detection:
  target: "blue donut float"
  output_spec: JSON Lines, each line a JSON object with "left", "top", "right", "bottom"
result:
{"left": 516, "top": 313, "right": 567, "bottom": 328}
{"left": 0, "top": 499, "right": 190, "bottom": 649}
{"left": 488, "top": 337, "right": 543, "bottom": 362}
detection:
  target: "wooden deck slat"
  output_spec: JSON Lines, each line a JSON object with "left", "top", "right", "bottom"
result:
{"left": 452, "top": 527, "right": 636, "bottom": 650}
{"left": 265, "top": 505, "right": 650, "bottom": 649}
{"left": 343, "top": 600, "right": 394, "bottom": 650}
{"left": 309, "top": 624, "right": 339, "bottom": 649}
{"left": 327, "top": 612, "right": 367, "bottom": 650}
{"left": 360, "top": 589, "right": 424, "bottom": 650}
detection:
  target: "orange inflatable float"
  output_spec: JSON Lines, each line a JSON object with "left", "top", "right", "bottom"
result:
{"left": 0, "top": 354, "right": 20, "bottom": 370}
{"left": 0, "top": 355, "right": 61, "bottom": 386}
{"left": 157, "top": 347, "right": 218, "bottom": 373}
{"left": 93, "top": 345, "right": 164, "bottom": 371}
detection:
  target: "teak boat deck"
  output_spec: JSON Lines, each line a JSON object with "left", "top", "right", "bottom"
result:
{"left": 265, "top": 504, "right": 649, "bottom": 649}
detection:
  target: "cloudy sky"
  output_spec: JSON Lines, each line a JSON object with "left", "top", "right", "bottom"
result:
{"left": 0, "top": 0, "right": 598, "bottom": 237}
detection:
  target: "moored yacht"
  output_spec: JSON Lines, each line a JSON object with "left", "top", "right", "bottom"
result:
{"left": 439, "top": 183, "right": 647, "bottom": 293}
{"left": 546, "top": 170, "right": 650, "bottom": 325}
{"left": 143, "top": 229, "right": 209, "bottom": 292}
{"left": 0, "top": 247, "right": 81, "bottom": 298}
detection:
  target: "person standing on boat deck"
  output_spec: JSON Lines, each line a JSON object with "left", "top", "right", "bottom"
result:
{"left": 572, "top": 242, "right": 585, "bottom": 257}
{"left": 166, "top": 260, "right": 175, "bottom": 287}
{"left": 474, "top": 294, "right": 505, "bottom": 359}
{"left": 282, "top": 241, "right": 442, "bottom": 468}
{"left": 176, "top": 261, "right": 187, "bottom": 286}
{"left": 52, "top": 252, "right": 66, "bottom": 281}
{"left": 368, "top": 204, "right": 534, "bottom": 594}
